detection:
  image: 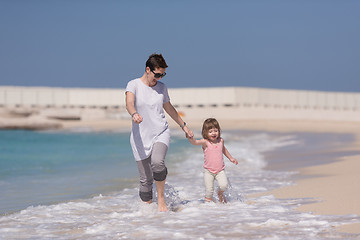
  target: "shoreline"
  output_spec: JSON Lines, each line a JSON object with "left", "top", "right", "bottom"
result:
{"left": 235, "top": 120, "right": 360, "bottom": 234}
{"left": 59, "top": 118, "right": 360, "bottom": 235}
{"left": 265, "top": 154, "right": 360, "bottom": 234}
{"left": 1, "top": 116, "right": 360, "bottom": 234}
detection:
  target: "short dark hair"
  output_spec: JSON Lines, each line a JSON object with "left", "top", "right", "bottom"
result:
{"left": 146, "top": 53, "right": 168, "bottom": 71}
{"left": 202, "top": 118, "right": 221, "bottom": 140}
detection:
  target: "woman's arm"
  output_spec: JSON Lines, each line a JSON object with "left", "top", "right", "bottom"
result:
{"left": 163, "top": 101, "right": 193, "bottom": 138}
{"left": 125, "top": 91, "right": 143, "bottom": 124}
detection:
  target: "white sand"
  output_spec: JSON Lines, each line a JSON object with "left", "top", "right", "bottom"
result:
{"left": 238, "top": 121, "right": 360, "bottom": 234}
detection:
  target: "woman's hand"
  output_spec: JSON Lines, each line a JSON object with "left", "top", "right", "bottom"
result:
{"left": 132, "top": 112, "right": 143, "bottom": 124}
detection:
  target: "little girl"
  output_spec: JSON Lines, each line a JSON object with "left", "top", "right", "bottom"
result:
{"left": 187, "top": 118, "right": 238, "bottom": 203}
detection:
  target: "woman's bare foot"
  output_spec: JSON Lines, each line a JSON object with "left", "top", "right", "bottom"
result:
{"left": 155, "top": 180, "right": 168, "bottom": 212}
{"left": 157, "top": 197, "right": 168, "bottom": 212}
{"left": 218, "top": 190, "right": 227, "bottom": 203}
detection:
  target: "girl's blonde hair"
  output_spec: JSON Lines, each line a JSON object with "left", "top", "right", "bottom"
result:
{"left": 202, "top": 118, "right": 221, "bottom": 140}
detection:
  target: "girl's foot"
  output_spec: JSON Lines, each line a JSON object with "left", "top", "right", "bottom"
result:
{"left": 218, "top": 190, "right": 227, "bottom": 204}
{"left": 205, "top": 197, "right": 213, "bottom": 202}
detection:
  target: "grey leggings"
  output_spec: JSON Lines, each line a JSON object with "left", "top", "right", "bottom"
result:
{"left": 136, "top": 142, "right": 168, "bottom": 202}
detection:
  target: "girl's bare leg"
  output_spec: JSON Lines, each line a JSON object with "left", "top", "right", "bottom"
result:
{"left": 218, "top": 190, "right": 227, "bottom": 203}
{"left": 155, "top": 179, "right": 168, "bottom": 212}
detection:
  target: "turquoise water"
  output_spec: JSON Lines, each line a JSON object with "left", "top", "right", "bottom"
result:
{"left": 0, "top": 130, "right": 191, "bottom": 215}
{"left": 0, "top": 130, "right": 187, "bottom": 214}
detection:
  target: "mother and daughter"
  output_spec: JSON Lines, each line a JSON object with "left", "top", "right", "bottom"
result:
{"left": 125, "top": 53, "right": 238, "bottom": 211}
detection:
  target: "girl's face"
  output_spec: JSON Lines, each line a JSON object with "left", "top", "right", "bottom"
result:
{"left": 207, "top": 128, "right": 219, "bottom": 142}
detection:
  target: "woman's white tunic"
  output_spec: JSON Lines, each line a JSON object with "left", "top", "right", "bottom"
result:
{"left": 125, "top": 78, "right": 171, "bottom": 161}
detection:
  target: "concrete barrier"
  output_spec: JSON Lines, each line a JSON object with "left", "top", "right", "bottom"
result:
{"left": 0, "top": 86, "right": 359, "bottom": 121}
{"left": 0, "top": 87, "right": 123, "bottom": 108}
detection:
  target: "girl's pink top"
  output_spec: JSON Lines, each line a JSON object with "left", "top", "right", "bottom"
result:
{"left": 203, "top": 138, "right": 225, "bottom": 174}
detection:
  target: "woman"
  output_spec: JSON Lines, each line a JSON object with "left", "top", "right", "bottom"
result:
{"left": 125, "top": 53, "right": 193, "bottom": 211}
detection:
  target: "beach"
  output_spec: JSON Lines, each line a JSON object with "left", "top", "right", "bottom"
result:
{"left": 1, "top": 86, "right": 360, "bottom": 237}
{"left": 1, "top": 120, "right": 359, "bottom": 239}
{"left": 63, "top": 117, "right": 360, "bottom": 234}
{"left": 263, "top": 130, "right": 360, "bottom": 234}
{"left": 2, "top": 0, "right": 360, "bottom": 237}
{"left": 22, "top": 116, "right": 354, "bottom": 233}
{"left": 213, "top": 119, "right": 360, "bottom": 235}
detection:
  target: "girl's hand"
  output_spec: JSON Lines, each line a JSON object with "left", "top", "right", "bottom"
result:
{"left": 230, "top": 158, "right": 238, "bottom": 165}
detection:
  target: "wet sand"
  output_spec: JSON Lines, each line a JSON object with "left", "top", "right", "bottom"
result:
{"left": 222, "top": 120, "right": 360, "bottom": 234}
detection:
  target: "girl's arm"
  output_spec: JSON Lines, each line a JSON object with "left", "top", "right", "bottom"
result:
{"left": 163, "top": 101, "right": 193, "bottom": 138}
{"left": 222, "top": 139, "right": 238, "bottom": 165}
{"left": 187, "top": 136, "right": 207, "bottom": 149}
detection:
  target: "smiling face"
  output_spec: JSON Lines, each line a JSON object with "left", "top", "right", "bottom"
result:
{"left": 207, "top": 128, "right": 220, "bottom": 143}
{"left": 145, "top": 67, "right": 166, "bottom": 87}
{"left": 202, "top": 118, "right": 221, "bottom": 141}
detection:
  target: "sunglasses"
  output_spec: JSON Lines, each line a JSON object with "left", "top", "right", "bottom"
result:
{"left": 151, "top": 69, "right": 166, "bottom": 78}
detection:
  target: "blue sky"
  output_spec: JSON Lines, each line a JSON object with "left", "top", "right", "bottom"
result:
{"left": 0, "top": 0, "right": 359, "bottom": 92}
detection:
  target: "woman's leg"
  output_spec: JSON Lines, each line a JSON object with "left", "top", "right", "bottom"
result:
{"left": 151, "top": 142, "right": 168, "bottom": 211}
{"left": 136, "top": 157, "right": 153, "bottom": 203}
{"left": 151, "top": 142, "right": 168, "bottom": 181}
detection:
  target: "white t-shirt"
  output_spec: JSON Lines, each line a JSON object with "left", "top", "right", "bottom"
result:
{"left": 125, "top": 78, "right": 171, "bottom": 161}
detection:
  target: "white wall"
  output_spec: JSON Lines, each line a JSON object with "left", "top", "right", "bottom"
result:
{"left": 1, "top": 85, "right": 359, "bottom": 111}
{"left": 0, "top": 87, "right": 123, "bottom": 107}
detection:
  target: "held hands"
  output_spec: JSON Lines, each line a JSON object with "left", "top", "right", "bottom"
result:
{"left": 183, "top": 126, "right": 194, "bottom": 139}
{"left": 185, "top": 131, "right": 197, "bottom": 145}
{"left": 185, "top": 132, "right": 193, "bottom": 139}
